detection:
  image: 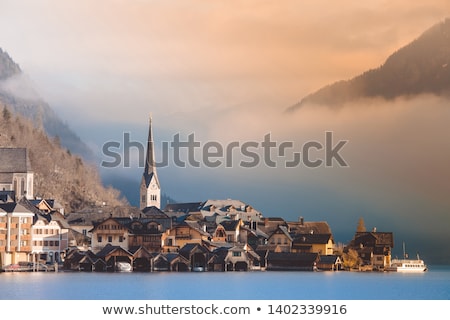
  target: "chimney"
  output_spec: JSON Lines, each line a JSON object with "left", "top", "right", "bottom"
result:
{"left": 299, "top": 216, "right": 304, "bottom": 225}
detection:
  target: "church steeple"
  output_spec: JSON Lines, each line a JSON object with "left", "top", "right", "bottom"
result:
{"left": 140, "top": 114, "right": 161, "bottom": 209}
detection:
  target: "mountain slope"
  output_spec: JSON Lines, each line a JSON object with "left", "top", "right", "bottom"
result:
{"left": 287, "top": 18, "right": 450, "bottom": 112}
{"left": 0, "top": 104, "right": 127, "bottom": 212}
{"left": 0, "top": 48, "right": 95, "bottom": 161}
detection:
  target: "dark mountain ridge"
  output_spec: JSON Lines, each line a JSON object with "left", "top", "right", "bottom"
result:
{"left": 287, "top": 18, "right": 450, "bottom": 112}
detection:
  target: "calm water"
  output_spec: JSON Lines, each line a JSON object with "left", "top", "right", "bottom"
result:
{"left": 1, "top": 266, "right": 449, "bottom": 300}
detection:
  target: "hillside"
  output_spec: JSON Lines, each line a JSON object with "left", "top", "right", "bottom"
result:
{"left": 0, "top": 104, "right": 127, "bottom": 212}
{"left": 287, "top": 18, "right": 450, "bottom": 112}
{"left": 0, "top": 47, "right": 95, "bottom": 161}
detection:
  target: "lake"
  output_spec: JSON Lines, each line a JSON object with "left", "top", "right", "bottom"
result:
{"left": 1, "top": 266, "right": 449, "bottom": 300}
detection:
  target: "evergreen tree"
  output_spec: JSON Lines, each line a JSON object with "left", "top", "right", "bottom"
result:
{"left": 357, "top": 217, "right": 366, "bottom": 232}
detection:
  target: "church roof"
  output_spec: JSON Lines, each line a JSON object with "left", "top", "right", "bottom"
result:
{"left": 0, "top": 148, "right": 32, "bottom": 173}
{"left": 142, "top": 115, "right": 160, "bottom": 188}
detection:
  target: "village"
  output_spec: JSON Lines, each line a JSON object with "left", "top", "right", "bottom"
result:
{"left": 0, "top": 117, "right": 395, "bottom": 273}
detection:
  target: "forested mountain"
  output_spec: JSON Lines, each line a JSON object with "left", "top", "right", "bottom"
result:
{"left": 0, "top": 48, "right": 95, "bottom": 161}
{"left": 287, "top": 18, "right": 450, "bottom": 112}
{"left": 0, "top": 104, "right": 127, "bottom": 212}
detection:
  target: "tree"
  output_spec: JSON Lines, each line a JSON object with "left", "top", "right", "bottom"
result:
{"left": 356, "top": 217, "right": 366, "bottom": 233}
{"left": 342, "top": 249, "right": 362, "bottom": 270}
{"left": 2, "top": 105, "right": 11, "bottom": 121}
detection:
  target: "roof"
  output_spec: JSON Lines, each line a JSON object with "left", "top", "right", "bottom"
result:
{"left": 0, "top": 148, "right": 32, "bottom": 173}
{"left": 163, "top": 202, "right": 203, "bottom": 213}
{"left": 267, "top": 252, "right": 319, "bottom": 263}
{"left": 288, "top": 221, "right": 333, "bottom": 235}
{"left": 219, "top": 220, "right": 240, "bottom": 231}
{"left": 269, "top": 225, "right": 293, "bottom": 241}
{"left": 0, "top": 201, "right": 34, "bottom": 215}
{"left": 96, "top": 244, "right": 133, "bottom": 258}
{"left": 142, "top": 206, "right": 170, "bottom": 219}
{"left": 292, "top": 233, "right": 333, "bottom": 245}
{"left": 319, "top": 255, "right": 341, "bottom": 264}
{"left": 353, "top": 231, "right": 394, "bottom": 248}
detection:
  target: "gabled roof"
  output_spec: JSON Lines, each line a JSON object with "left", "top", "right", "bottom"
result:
{"left": 292, "top": 233, "right": 333, "bottom": 245}
{"left": 0, "top": 148, "right": 32, "bottom": 173}
{"left": 179, "top": 243, "right": 210, "bottom": 259}
{"left": 219, "top": 220, "right": 240, "bottom": 231}
{"left": 269, "top": 225, "right": 293, "bottom": 241}
{"left": 142, "top": 206, "right": 170, "bottom": 219}
{"left": 288, "top": 221, "right": 333, "bottom": 235}
{"left": 96, "top": 244, "right": 133, "bottom": 258}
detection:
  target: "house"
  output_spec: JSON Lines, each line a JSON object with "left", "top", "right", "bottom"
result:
{"left": 90, "top": 217, "right": 129, "bottom": 253}
{"left": 151, "top": 252, "right": 190, "bottom": 272}
{"left": 291, "top": 233, "right": 334, "bottom": 255}
{"left": 223, "top": 245, "right": 261, "bottom": 271}
{"left": 265, "top": 225, "right": 292, "bottom": 252}
{"left": 29, "top": 198, "right": 65, "bottom": 215}
{"left": 95, "top": 244, "right": 134, "bottom": 271}
{"left": 19, "top": 197, "right": 70, "bottom": 264}
{"left": 346, "top": 230, "right": 394, "bottom": 270}
{"left": 317, "top": 255, "right": 342, "bottom": 271}
{"left": 0, "top": 200, "right": 34, "bottom": 268}
{"left": 213, "top": 219, "right": 242, "bottom": 243}
{"left": 266, "top": 252, "right": 320, "bottom": 271}
{"left": 178, "top": 243, "right": 210, "bottom": 271}
{"left": 130, "top": 246, "right": 154, "bottom": 271}
{"left": 161, "top": 221, "right": 210, "bottom": 252}
{"left": 63, "top": 248, "right": 106, "bottom": 272}
{"left": 288, "top": 218, "right": 333, "bottom": 235}
{"left": 239, "top": 222, "right": 269, "bottom": 251}
{"left": 208, "top": 247, "right": 229, "bottom": 271}
{"left": 0, "top": 148, "right": 34, "bottom": 200}
{"left": 258, "top": 217, "right": 288, "bottom": 237}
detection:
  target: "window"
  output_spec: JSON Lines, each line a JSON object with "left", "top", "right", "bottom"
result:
{"left": 108, "top": 236, "right": 113, "bottom": 242}
{"left": 233, "top": 251, "right": 241, "bottom": 257}
{"left": 119, "top": 236, "right": 123, "bottom": 242}
{"left": 98, "top": 236, "right": 102, "bottom": 243}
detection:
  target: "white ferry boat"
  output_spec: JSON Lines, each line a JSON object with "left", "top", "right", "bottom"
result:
{"left": 386, "top": 258, "right": 427, "bottom": 272}
{"left": 386, "top": 242, "right": 427, "bottom": 272}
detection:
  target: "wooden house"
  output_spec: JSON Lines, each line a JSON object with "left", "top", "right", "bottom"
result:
{"left": 266, "top": 252, "right": 320, "bottom": 271}
{"left": 266, "top": 225, "right": 292, "bottom": 252}
{"left": 291, "top": 233, "right": 334, "bottom": 255}
{"left": 161, "top": 221, "right": 210, "bottom": 252}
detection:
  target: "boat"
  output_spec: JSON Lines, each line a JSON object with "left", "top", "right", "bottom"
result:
{"left": 386, "top": 242, "right": 427, "bottom": 272}
{"left": 115, "top": 262, "right": 132, "bottom": 272}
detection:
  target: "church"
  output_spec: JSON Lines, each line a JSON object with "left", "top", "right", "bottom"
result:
{"left": 139, "top": 115, "right": 161, "bottom": 209}
{"left": 0, "top": 147, "right": 34, "bottom": 200}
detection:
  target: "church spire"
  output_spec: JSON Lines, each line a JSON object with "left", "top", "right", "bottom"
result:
{"left": 140, "top": 113, "right": 161, "bottom": 209}
{"left": 144, "top": 114, "right": 157, "bottom": 179}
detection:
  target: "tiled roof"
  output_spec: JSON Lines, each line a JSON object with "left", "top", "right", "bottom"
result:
{"left": 0, "top": 148, "right": 32, "bottom": 173}
{"left": 292, "top": 233, "right": 332, "bottom": 245}
{"left": 163, "top": 202, "right": 203, "bottom": 213}
{"left": 142, "top": 205, "right": 170, "bottom": 219}
{"left": 219, "top": 220, "right": 240, "bottom": 231}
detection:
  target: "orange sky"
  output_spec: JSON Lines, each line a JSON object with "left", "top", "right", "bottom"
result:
{"left": 1, "top": 0, "right": 449, "bottom": 123}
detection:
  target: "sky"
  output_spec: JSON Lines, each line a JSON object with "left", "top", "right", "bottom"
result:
{"left": 1, "top": 0, "right": 450, "bottom": 263}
